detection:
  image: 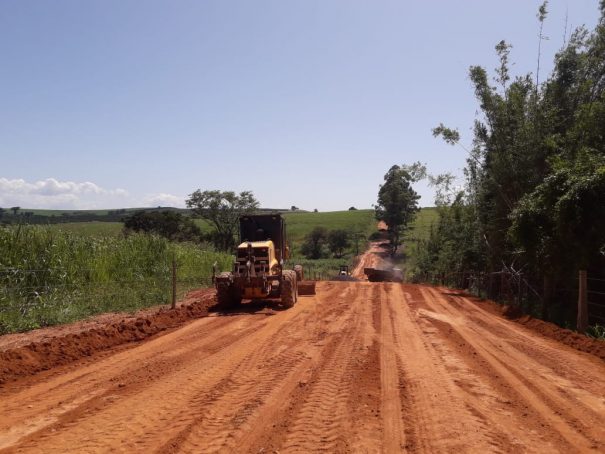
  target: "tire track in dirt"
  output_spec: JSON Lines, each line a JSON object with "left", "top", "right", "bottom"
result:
{"left": 278, "top": 285, "right": 368, "bottom": 453}
{"left": 418, "top": 285, "right": 605, "bottom": 451}
{"left": 14, "top": 311, "right": 315, "bottom": 452}
{"left": 378, "top": 284, "right": 406, "bottom": 452}
{"left": 161, "top": 285, "right": 355, "bottom": 453}
{"left": 406, "top": 287, "right": 543, "bottom": 451}
{"left": 0, "top": 315, "right": 247, "bottom": 451}
{"left": 244, "top": 283, "right": 382, "bottom": 453}
{"left": 2, "top": 279, "right": 605, "bottom": 453}
{"left": 388, "top": 284, "right": 521, "bottom": 453}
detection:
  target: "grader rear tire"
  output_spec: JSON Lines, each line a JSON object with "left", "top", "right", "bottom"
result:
{"left": 281, "top": 270, "right": 297, "bottom": 308}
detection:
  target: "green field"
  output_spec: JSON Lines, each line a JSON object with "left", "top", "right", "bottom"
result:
{"left": 25, "top": 207, "right": 179, "bottom": 216}
{"left": 47, "top": 221, "right": 124, "bottom": 236}
{"left": 46, "top": 210, "right": 378, "bottom": 250}
{"left": 41, "top": 209, "right": 378, "bottom": 281}
{"left": 283, "top": 210, "right": 376, "bottom": 245}
{"left": 43, "top": 208, "right": 431, "bottom": 264}
{"left": 401, "top": 207, "right": 440, "bottom": 276}
{"left": 403, "top": 207, "right": 439, "bottom": 243}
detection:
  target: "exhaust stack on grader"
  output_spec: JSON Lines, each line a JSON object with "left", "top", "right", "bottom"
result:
{"left": 213, "top": 214, "right": 315, "bottom": 308}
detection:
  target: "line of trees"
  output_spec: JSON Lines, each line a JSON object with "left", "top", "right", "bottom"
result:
{"left": 300, "top": 227, "right": 352, "bottom": 259}
{"left": 0, "top": 207, "right": 136, "bottom": 225}
{"left": 123, "top": 210, "right": 204, "bottom": 243}
{"left": 415, "top": 1, "right": 605, "bottom": 325}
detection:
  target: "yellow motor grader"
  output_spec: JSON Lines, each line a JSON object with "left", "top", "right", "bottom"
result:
{"left": 213, "top": 214, "right": 315, "bottom": 308}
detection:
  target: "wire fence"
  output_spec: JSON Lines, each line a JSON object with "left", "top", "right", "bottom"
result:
{"left": 586, "top": 275, "right": 605, "bottom": 326}
{"left": 0, "top": 259, "right": 345, "bottom": 334}
{"left": 0, "top": 263, "right": 214, "bottom": 334}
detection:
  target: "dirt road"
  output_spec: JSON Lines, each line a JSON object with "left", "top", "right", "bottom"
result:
{"left": 352, "top": 241, "right": 387, "bottom": 278}
{"left": 1, "top": 268, "right": 605, "bottom": 452}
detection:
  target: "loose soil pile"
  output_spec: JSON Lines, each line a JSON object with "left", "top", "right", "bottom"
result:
{"left": 515, "top": 315, "right": 605, "bottom": 360}
{"left": 447, "top": 289, "right": 605, "bottom": 361}
{"left": 0, "top": 289, "right": 216, "bottom": 384}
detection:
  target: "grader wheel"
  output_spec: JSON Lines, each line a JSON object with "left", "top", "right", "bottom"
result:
{"left": 281, "top": 270, "right": 298, "bottom": 308}
{"left": 294, "top": 265, "right": 304, "bottom": 282}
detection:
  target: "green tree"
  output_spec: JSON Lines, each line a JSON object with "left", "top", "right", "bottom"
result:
{"left": 186, "top": 190, "right": 259, "bottom": 251}
{"left": 375, "top": 165, "right": 420, "bottom": 256}
{"left": 424, "top": 1, "right": 605, "bottom": 325}
{"left": 300, "top": 227, "right": 328, "bottom": 259}
{"left": 327, "top": 229, "right": 350, "bottom": 258}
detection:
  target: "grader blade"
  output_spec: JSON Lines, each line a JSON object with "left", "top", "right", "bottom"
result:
{"left": 298, "top": 280, "right": 317, "bottom": 295}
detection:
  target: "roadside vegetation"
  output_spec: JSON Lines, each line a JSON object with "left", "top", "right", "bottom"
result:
{"left": 0, "top": 225, "right": 232, "bottom": 334}
{"left": 413, "top": 2, "right": 605, "bottom": 328}
{"left": 387, "top": 207, "right": 439, "bottom": 269}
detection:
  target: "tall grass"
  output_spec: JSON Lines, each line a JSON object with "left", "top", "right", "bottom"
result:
{"left": 0, "top": 225, "right": 232, "bottom": 334}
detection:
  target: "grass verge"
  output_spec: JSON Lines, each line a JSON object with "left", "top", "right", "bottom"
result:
{"left": 0, "top": 225, "right": 232, "bottom": 334}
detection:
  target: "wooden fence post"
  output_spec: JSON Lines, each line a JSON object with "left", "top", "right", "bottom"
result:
{"left": 171, "top": 257, "right": 177, "bottom": 309}
{"left": 577, "top": 270, "right": 588, "bottom": 332}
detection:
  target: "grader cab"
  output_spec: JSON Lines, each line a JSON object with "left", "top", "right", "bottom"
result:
{"left": 213, "top": 214, "right": 315, "bottom": 308}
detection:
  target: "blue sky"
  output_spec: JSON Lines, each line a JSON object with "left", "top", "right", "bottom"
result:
{"left": 0, "top": 0, "right": 600, "bottom": 210}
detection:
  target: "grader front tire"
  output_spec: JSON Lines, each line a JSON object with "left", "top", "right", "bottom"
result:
{"left": 281, "top": 270, "right": 297, "bottom": 308}
{"left": 294, "top": 265, "right": 304, "bottom": 282}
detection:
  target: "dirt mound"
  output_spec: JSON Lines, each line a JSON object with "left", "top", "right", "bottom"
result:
{"left": 446, "top": 289, "right": 605, "bottom": 361}
{"left": 515, "top": 315, "right": 605, "bottom": 361}
{"left": 0, "top": 289, "right": 216, "bottom": 384}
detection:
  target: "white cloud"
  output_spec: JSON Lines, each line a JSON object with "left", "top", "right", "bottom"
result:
{"left": 144, "top": 193, "right": 185, "bottom": 208}
{"left": 0, "top": 177, "right": 183, "bottom": 210}
{"left": 29, "top": 178, "right": 104, "bottom": 196}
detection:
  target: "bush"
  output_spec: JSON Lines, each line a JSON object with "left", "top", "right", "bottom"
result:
{"left": 300, "top": 227, "right": 328, "bottom": 259}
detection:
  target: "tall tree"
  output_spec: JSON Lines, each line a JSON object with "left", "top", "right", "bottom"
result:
{"left": 327, "top": 229, "right": 350, "bottom": 258}
{"left": 375, "top": 165, "right": 420, "bottom": 256}
{"left": 186, "top": 190, "right": 259, "bottom": 251}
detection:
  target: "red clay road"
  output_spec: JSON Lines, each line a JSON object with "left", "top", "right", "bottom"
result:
{"left": 1, "top": 280, "right": 605, "bottom": 452}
